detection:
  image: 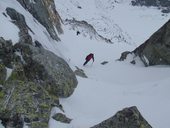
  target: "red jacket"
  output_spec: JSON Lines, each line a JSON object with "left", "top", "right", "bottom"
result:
{"left": 86, "top": 53, "right": 94, "bottom": 62}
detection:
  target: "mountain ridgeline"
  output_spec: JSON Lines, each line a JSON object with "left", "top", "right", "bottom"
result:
{"left": 131, "top": 0, "right": 170, "bottom": 13}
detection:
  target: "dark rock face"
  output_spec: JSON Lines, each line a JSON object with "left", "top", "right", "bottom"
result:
{"left": 6, "top": 8, "right": 33, "bottom": 44}
{"left": 0, "top": 37, "right": 14, "bottom": 68}
{"left": 133, "top": 20, "right": 170, "bottom": 66}
{"left": 0, "top": 63, "right": 6, "bottom": 85}
{"left": 17, "top": 0, "right": 63, "bottom": 41}
{"left": 132, "top": 0, "right": 158, "bottom": 6}
{"left": 119, "top": 20, "right": 170, "bottom": 66}
{"left": 0, "top": 113, "right": 23, "bottom": 128}
{"left": 91, "top": 106, "right": 152, "bottom": 128}
{"left": 131, "top": 0, "right": 170, "bottom": 13}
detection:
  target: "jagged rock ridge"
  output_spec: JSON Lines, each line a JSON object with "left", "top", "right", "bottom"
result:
{"left": 131, "top": 0, "right": 170, "bottom": 13}
{"left": 17, "top": 0, "right": 63, "bottom": 41}
{"left": 65, "top": 18, "right": 113, "bottom": 43}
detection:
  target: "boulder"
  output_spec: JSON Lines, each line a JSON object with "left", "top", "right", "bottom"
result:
{"left": 52, "top": 113, "right": 72, "bottom": 124}
{"left": 101, "top": 61, "right": 109, "bottom": 65}
{"left": 0, "top": 38, "right": 77, "bottom": 127}
{"left": 91, "top": 106, "right": 152, "bottom": 128}
{"left": 14, "top": 43, "right": 77, "bottom": 98}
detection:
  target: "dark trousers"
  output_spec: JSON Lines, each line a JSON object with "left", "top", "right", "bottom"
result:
{"left": 83, "top": 60, "right": 89, "bottom": 66}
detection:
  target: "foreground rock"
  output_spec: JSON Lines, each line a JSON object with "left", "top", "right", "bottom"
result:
{"left": 91, "top": 106, "right": 152, "bottom": 128}
{"left": 119, "top": 20, "right": 170, "bottom": 66}
{"left": 1, "top": 8, "right": 77, "bottom": 124}
{"left": 0, "top": 37, "right": 77, "bottom": 127}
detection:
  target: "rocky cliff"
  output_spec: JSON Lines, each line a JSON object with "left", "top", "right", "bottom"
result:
{"left": 17, "top": 0, "right": 63, "bottom": 41}
{"left": 133, "top": 19, "right": 170, "bottom": 66}
{"left": 0, "top": 0, "right": 77, "bottom": 127}
{"left": 0, "top": 37, "right": 77, "bottom": 128}
{"left": 119, "top": 19, "right": 170, "bottom": 66}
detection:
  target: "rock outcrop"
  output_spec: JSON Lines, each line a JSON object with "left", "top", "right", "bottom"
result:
{"left": 65, "top": 19, "right": 113, "bottom": 43}
{"left": 91, "top": 106, "right": 152, "bottom": 128}
{"left": 74, "top": 66, "right": 88, "bottom": 78}
{"left": 119, "top": 20, "right": 170, "bottom": 66}
{"left": 52, "top": 113, "right": 72, "bottom": 124}
{"left": 17, "top": 0, "right": 63, "bottom": 41}
{"left": 133, "top": 19, "right": 170, "bottom": 66}
{"left": 0, "top": 38, "right": 14, "bottom": 68}
{"left": 14, "top": 42, "right": 78, "bottom": 98}
{"left": 6, "top": 7, "right": 33, "bottom": 45}
{"left": 0, "top": 2, "right": 77, "bottom": 127}
{"left": 0, "top": 36, "right": 77, "bottom": 127}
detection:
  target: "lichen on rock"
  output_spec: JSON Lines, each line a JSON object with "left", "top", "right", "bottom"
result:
{"left": 0, "top": 64, "right": 7, "bottom": 85}
{"left": 91, "top": 106, "right": 152, "bottom": 128}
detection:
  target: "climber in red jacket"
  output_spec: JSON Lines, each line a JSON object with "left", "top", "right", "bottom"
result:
{"left": 83, "top": 53, "right": 94, "bottom": 66}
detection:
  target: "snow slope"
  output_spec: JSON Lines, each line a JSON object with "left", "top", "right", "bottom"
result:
{"left": 49, "top": 0, "right": 170, "bottom": 128}
{"left": 0, "top": 0, "right": 170, "bottom": 128}
{"left": 49, "top": 25, "right": 170, "bottom": 128}
{"left": 55, "top": 0, "right": 169, "bottom": 46}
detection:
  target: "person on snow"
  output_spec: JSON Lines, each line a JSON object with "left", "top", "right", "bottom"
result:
{"left": 83, "top": 53, "right": 94, "bottom": 66}
{"left": 77, "top": 31, "right": 80, "bottom": 35}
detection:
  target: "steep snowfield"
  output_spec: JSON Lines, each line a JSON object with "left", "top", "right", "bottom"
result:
{"left": 49, "top": 25, "right": 170, "bottom": 128}
{"left": 0, "top": 0, "right": 170, "bottom": 128}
